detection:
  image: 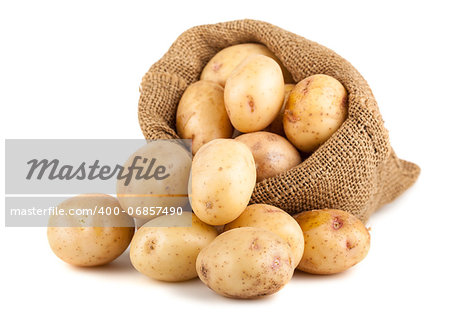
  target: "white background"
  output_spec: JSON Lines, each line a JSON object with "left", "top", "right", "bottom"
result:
{"left": 1, "top": 1, "right": 449, "bottom": 321}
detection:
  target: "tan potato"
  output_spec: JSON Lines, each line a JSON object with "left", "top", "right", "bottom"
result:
{"left": 117, "top": 141, "right": 191, "bottom": 219}
{"left": 176, "top": 80, "right": 233, "bottom": 154}
{"left": 196, "top": 227, "right": 295, "bottom": 298}
{"left": 129, "top": 212, "right": 217, "bottom": 282}
{"left": 200, "top": 43, "right": 294, "bottom": 86}
{"left": 235, "top": 131, "right": 301, "bottom": 182}
{"left": 284, "top": 74, "right": 348, "bottom": 153}
{"left": 47, "top": 194, "right": 135, "bottom": 267}
{"left": 190, "top": 139, "right": 256, "bottom": 225}
{"left": 264, "top": 84, "right": 295, "bottom": 136}
{"left": 294, "top": 209, "right": 370, "bottom": 274}
{"left": 224, "top": 55, "right": 285, "bottom": 133}
{"left": 224, "top": 204, "right": 304, "bottom": 266}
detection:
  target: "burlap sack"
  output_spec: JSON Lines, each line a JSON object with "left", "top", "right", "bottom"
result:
{"left": 138, "top": 19, "right": 420, "bottom": 223}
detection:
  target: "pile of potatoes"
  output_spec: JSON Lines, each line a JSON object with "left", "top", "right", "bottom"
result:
{"left": 48, "top": 43, "right": 370, "bottom": 299}
{"left": 177, "top": 43, "right": 348, "bottom": 157}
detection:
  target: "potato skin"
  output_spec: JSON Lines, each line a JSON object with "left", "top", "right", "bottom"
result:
{"left": 196, "top": 227, "right": 295, "bottom": 298}
{"left": 235, "top": 131, "right": 301, "bottom": 182}
{"left": 190, "top": 139, "right": 256, "bottom": 225}
{"left": 117, "top": 141, "right": 191, "bottom": 219}
{"left": 264, "top": 84, "right": 295, "bottom": 136}
{"left": 283, "top": 74, "right": 348, "bottom": 153}
{"left": 130, "top": 213, "right": 217, "bottom": 282}
{"left": 176, "top": 80, "right": 233, "bottom": 155}
{"left": 224, "top": 204, "right": 304, "bottom": 266}
{"left": 294, "top": 209, "right": 370, "bottom": 274}
{"left": 224, "top": 55, "right": 285, "bottom": 133}
{"left": 200, "top": 43, "right": 294, "bottom": 86}
{"left": 47, "top": 194, "right": 135, "bottom": 267}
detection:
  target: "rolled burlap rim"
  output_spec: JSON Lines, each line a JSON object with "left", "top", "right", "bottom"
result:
{"left": 138, "top": 19, "right": 420, "bottom": 223}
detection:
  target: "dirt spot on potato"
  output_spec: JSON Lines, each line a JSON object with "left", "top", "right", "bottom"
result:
{"left": 302, "top": 78, "right": 312, "bottom": 94}
{"left": 205, "top": 201, "right": 213, "bottom": 209}
{"left": 271, "top": 256, "right": 281, "bottom": 270}
{"left": 346, "top": 240, "right": 355, "bottom": 250}
{"left": 247, "top": 95, "right": 255, "bottom": 112}
{"left": 259, "top": 279, "right": 282, "bottom": 296}
{"left": 332, "top": 217, "right": 344, "bottom": 230}
{"left": 250, "top": 238, "right": 259, "bottom": 250}
{"left": 212, "top": 62, "right": 222, "bottom": 72}
{"left": 200, "top": 264, "right": 208, "bottom": 279}
{"left": 145, "top": 239, "right": 157, "bottom": 253}
{"left": 264, "top": 207, "right": 282, "bottom": 213}
{"left": 285, "top": 110, "right": 300, "bottom": 123}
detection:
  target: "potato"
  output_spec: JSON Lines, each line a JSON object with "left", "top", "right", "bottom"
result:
{"left": 283, "top": 74, "right": 348, "bottom": 153}
{"left": 224, "top": 55, "right": 285, "bottom": 133}
{"left": 294, "top": 209, "right": 370, "bottom": 274}
{"left": 129, "top": 212, "right": 217, "bottom": 282}
{"left": 235, "top": 131, "right": 301, "bottom": 182}
{"left": 264, "top": 84, "right": 295, "bottom": 136}
{"left": 47, "top": 194, "right": 135, "bottom": 267}
{"left": 200, "top": 43, "right": 294, "bottom": 86}
{"left": 176, "top": 80, "right": 233, "bottom": 154}
{"left": 224, "top": 204, "right": 304, "bottom": 266}
{"left": 196, "top": 227, "right": 295, "bottom": 298}
{"left": 117, "top": 141, "right": 191, "bottom": 219}
{"left": 190, "top": 139, "right": 256, "bottom": 225}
